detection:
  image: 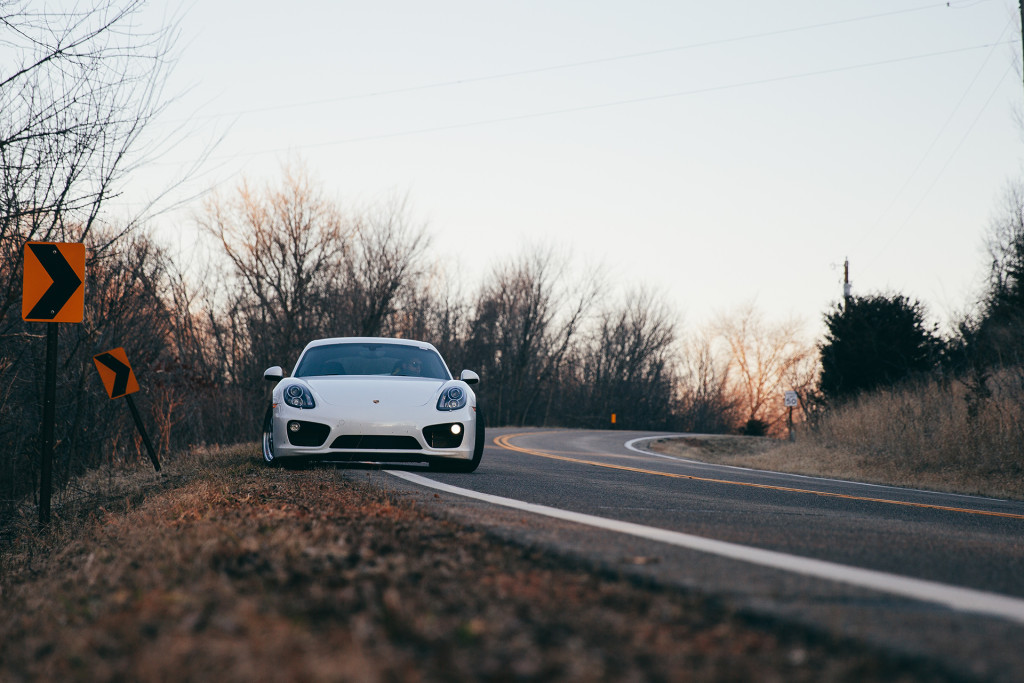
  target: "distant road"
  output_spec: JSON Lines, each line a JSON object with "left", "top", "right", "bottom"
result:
{"left": 374, "top": 428, "right": 1024, "bottom": 680}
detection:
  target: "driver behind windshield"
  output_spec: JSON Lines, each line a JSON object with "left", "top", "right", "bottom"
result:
{"left": 391, "top": 357, "right": 422, "bottom": 376}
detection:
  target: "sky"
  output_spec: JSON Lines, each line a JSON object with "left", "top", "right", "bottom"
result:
{"left": 125, "top": 0, "right": 1024, "bottom": 338}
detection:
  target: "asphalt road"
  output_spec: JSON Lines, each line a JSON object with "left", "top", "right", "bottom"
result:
{"left": 367, "top": 427, "right": 1024, "bottom": 681}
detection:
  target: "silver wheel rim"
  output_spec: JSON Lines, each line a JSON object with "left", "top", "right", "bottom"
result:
{"left": 263, "top": 420, "right": 275, "bottom": 462}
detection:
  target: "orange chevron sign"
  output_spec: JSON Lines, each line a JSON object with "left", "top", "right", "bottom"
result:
{"left": 93, "top": 347, "right": 140, "bottom": 399}
{"left": 22, "top": 242, "right": 85, "bottom": 323}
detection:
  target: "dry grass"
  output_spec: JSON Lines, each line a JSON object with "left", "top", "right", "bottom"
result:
{"left": 0, "top": 444, "right": 943, "bottom": 681}
{"left": 652, "top": 376, "right": 1024, "bottom": 501}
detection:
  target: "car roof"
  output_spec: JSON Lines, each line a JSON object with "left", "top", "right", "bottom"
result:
{"left": 302, "top": 337, "right": 440, "bottom": 352}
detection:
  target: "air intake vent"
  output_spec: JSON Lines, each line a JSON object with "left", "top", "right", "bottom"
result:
{"left": 422, "top": 423, "right": 465, "bottom": 449}
{"left": 285, "top": 421, "right": 330, "bottom": 447}
{"left": 330, "top": 435, "right": 421, "bottom": 450}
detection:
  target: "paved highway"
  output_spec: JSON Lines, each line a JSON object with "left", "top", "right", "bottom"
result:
{"left": 369, "top": 428, "right": 1024, "bottom": 680}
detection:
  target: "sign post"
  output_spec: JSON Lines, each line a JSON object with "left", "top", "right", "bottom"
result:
{"left": 93, "top": 347, "right": 160, "bottom": 472}
{"left": 23, "top": 242, "right": 86, "bottom": 526}
{"left": 40, "top": 324, "right": 57, "bottom": 525}
{"left": 784, "top": 390, "right": 799, "bottom": 442}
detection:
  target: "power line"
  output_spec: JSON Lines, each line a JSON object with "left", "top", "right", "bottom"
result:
{"left": 855, "top": 18, "right": 1013, "bottom": 253}
{"left": 203, "top": 40, "right": 1016, "bottom": 162}
{"left": 867, "top": 60, "right": 1014, "bottom": 263}
{"left": 185, "top": 1, "right": 989, "bottom": 122}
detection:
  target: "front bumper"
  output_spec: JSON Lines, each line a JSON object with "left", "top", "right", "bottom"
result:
{"left": 270, "top": 402, "right": 477, "bottom": 462}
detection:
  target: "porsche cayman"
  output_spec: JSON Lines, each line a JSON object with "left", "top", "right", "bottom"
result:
{"left": 262, "top": 337, "right": 483, "bottom": 471}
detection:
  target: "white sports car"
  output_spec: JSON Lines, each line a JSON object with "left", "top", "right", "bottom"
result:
{"left": 262, "top": 337, "right": 484, "bottom": 471}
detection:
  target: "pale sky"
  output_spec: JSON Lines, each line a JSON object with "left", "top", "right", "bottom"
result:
{"left": 127, "top": 0, "right": 1023, "bottom": 337}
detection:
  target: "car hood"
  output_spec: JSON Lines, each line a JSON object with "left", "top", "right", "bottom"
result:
{"left": 304, "top": 376, "right": 445, "bottom": 408}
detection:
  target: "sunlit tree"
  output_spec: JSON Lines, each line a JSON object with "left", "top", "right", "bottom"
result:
{"left": 711, "top": 303, "right": 816, "bottom": 435}
{"left": 197, "top": 162, "right": 351, "bottom": 375}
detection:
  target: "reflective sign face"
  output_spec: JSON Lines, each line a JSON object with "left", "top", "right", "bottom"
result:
{"left": 93, "top": 347, "right": 140, "bottom": 399}
{"left": 22, "top": 242, "right": 85, "bottom": 323}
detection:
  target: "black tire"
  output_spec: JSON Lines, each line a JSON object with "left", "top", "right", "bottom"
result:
{"left": 430, "top": 409, "right": 485, "bottom": 473}
{"left": 261, "top": 406, "right": 279, "bottom": 466}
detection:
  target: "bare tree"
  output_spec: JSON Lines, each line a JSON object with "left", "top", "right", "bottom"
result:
{"left": 676, "top": 333, "right": 737, "bottom": 433}
{"left": 0, "top": 225, "right": 186, "bottom": 511}
{"left": 336, "top": 194, "right": 431, "bottom": 337}
{"left": 194, "top": 166, "right": 438, "bottom": 442}
{"left": 0, "top": 1, "right": 207, "bottom": 514}
{"left": 464, "top": 248, "right": 599, "bottom": 426}
{"left": 571, "top": 288, "right": 679, "bottom": 428}
{"left": 711, "top": 303, "right": 816, "bottom": 435}
{"left": 0, "top": 0, "right": 181, "bottom": 330}
{"left": 197, "top": 162, "right": 352, "bottom": 375}
{"left": 385, "top": 264, "right": 469, "bottom": 360}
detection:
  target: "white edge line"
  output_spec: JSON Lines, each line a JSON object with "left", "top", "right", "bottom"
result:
{"left": 624, "top": 435, "right": 924, "bottom": 490}
{"left": 386, "top": 469, "right": 1024, "bottom": 626}
{"left": 624, "top": 436, "right": 1009, "bottom": 502}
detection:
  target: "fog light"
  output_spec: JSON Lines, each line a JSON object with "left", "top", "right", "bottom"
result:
{"left": 289, "top": 422, "right": 301, "bottom": 432}
{"left": 451, "top": 424, "right": 462, "bottom": 435}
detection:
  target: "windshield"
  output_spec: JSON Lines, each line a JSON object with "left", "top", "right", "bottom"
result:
{"left": 293, "top": 342, "right": 451, "bottom": 380}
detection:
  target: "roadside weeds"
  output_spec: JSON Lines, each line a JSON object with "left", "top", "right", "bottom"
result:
{"left": 648, "top": 435, "right": 1024, "bottom": 501}
{"left": 1, "top": 444, "right": 955, "bottom": 682}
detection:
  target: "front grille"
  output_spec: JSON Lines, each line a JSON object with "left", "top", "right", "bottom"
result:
{"left": 329, "top": 435, "right": 421, "bottom": 450}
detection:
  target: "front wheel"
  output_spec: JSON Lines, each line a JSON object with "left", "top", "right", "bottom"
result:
{"left": 261, "top": 406, "right": 279, "bottom": 466}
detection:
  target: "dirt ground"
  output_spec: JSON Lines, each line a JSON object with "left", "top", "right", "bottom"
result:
{"left": 0, "top": 445, "right": 956, "bottom": 681}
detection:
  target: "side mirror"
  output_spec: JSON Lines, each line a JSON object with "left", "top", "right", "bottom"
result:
{"left": 460, "top": 369, "right": 480, "bottom": 385}
{"left": 264, "top": 366, "right": 284, "bottom": 382}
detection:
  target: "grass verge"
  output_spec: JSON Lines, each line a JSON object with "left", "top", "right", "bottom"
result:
{"left": 0, "top": 444, "right": 953, "bottom": 681}
{"left": 649, "top": 427, "right": 1023, "bottom": 501}
{"left": 652, "top": 374, "right": 1024, "bottom": 501}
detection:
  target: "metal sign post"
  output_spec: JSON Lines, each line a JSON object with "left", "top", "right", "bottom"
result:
{"left": 784, "top": 391, "right": 799, "bottom": 442}
{"left": 39, "top": 324, "right": 58, "bottom": 525}
{"left": 125, "top": 395, "right": 160, "bottom": 472}
{"left": 23, "top": 242, "right": 86, "bottom": 526}
{"left": 93, "top": 348, "right": 160, "bottom": 472}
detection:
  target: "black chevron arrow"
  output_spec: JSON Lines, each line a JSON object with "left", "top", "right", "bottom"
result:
{"left": 94, "top": 352, "right": 132, "bottom": 397}
{"left": 26, "top": 243, "right": 83, "bottom": 320}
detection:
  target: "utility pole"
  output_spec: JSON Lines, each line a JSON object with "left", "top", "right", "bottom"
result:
{"left": 843, "top": 257, "right": 852, "bottom": 309}
{"left": 1020, "top": 2, "right": 1024, "bottom": 95}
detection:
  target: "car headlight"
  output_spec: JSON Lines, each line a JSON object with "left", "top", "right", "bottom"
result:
{"left": 282, "top": 383, "right": 315, "bottom": 409}
{"left": 437, "top": 385, "right": 467, "bottom": 411}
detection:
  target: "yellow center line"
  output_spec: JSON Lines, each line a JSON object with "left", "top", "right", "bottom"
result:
{"left": 492, "top": 432, "right": 1024, "bottom": 521}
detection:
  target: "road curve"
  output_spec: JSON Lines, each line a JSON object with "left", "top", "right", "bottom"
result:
{"left": 370, "top": 428, "right": 1024, "bottom": 680}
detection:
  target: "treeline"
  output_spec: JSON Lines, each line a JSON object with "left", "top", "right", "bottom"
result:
{"left": 0, "top": 163, "right": 740, "bottom": 512}
{"left": 816, "top": 184, "right": 1024, "bottom": 408}
{"left": 1, "top": 0, "right": 186, "bottom": 514}
{"left": 5, "top": 176, "right": 1023, "bottom": 517}
{"left": 15, "top": 156, "right": 1024, "bottom": 516}
{"left": 4, "top": 0, "right": 1023, "bottom": 517}
{"left": 185, "top": 165, "right": 723, "bottom": 433}
{"left": 798, "top": 188, "right": 1024, "bottom": 491}
{"left": 2, "top": 0, "right": 743, "bottom": 513}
